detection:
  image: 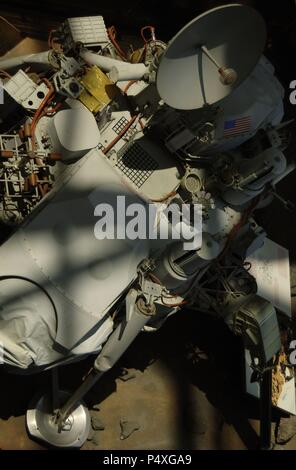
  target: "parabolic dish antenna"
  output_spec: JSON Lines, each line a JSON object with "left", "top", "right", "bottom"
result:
{"left": 156, "top": 4, "right": 267, "bottom": 110}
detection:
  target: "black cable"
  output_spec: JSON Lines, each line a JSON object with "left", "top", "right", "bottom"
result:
{"left": 0, "top": 275, "right": 58, "bottom": 332}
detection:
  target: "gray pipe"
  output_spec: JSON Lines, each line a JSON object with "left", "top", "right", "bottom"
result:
{"left": 79, "top": 49, "right": 149, "bottom": 81}
{"left": 94, "top": 309, "right": 150, "bottom": 372}
{"left": 56, "top": 303, "right": 150, "bottom": 426}
{"left": 0, "top": 51, "right": 51, "bottom": 70}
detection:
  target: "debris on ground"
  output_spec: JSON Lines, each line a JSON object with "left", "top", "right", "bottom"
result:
{"left": 91, "top": 434, "right": 100, "bottom": 447}
{"left": 91, "top": 415, "right": 105, "bottom": 431}
{"left": 186, "top": 344, "right": 208, "bottom": 366}
{"left": 273, "top": 444, "right": 285, "bottom": 450}
{"left": 120, "top": 419, "right": 140, "bottom": 440}
{"left": 91, "top": 404, "right": 101, "bottom": 412}
{"left": 276, "top": 415, "right": 296, "bottom": 444}
{"left": 118, "top": 368, "right": 137, "bottom": 382}
{"left": 87, "top": 429, "right": 95, "bottom": 441}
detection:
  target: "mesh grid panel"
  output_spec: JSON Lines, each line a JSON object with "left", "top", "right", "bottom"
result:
{"left": 112, "top": 116, "right": 129, "bottom": 135}
{"left": 116, "top": 142, "right": 159, "bottom": 188}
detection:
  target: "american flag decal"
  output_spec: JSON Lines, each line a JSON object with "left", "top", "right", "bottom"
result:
{"left": 224, "top": 116, "right": 251, "bottom": 136}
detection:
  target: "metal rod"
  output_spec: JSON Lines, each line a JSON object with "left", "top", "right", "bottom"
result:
{"left": 57, "top": 369, "right": 103, "bottom": 430}
{"left": 51, "top": 367, "right": 60, "bottom": 413}
{"left": 56, "top": 303, "right": 151, "bottom": 429}
{"left": 201, "top": 45, "right": 222, "bottom": 70}
{"left": 200, "top": 44, "right": 237, "bottom": 86}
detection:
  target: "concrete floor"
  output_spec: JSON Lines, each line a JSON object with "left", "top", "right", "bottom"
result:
{"left": 0, "top": 310, "right": 275, "bottom": 450}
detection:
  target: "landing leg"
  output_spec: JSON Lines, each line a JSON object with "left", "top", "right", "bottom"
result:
{"left": 26, "top": 367, "right": 91, "bottom": 448}
{"left": 26, "top": 295, "right": 152, "bottom": 448}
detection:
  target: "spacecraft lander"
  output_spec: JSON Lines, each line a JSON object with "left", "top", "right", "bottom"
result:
{"left": 0, "top": 3, "right": 294, "bottom": 449}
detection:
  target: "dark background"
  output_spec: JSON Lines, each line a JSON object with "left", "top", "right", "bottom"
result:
{"left": 0, "top": 0, "right": 296, "bottom": 450}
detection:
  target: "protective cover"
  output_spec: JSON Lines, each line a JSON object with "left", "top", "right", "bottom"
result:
{"left": 0, "top": 149, "right": 149, "bottom": 371}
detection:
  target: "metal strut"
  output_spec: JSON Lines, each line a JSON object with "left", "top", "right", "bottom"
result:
{"left": 56, "top": 298, "right": 152, "bottom": 429}
{"left": 259, "top": 362, "right": 273, "bottom": 450}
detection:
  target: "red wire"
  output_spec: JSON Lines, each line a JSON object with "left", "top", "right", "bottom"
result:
{"left": 0, "top": 70, "right": 11, "bottom": 79}
{"left": 219, "top": 195, "right": 261, "bottom": 259}
{"left": 140, "top": 25, "right": 156, "bottom": 43}
{"left": 140, "top": 25, "right": 156, "bottom": 62}
{"left": 107, "top": 26, "right": 127, "bottom": 60}
{"left": 31, "top": 79, "right": 55, "bottom": 152}
{"left": 123, "top": 80, "right": 138, "bottom": 94}
{"left": 102, "top": 115, "right": 138, "bottom": 154}
{"left": 161, "top": 297, "right": 188, "bottom": 308}
{"left": 47, "top": 29, "right": 55, "bottom": 49}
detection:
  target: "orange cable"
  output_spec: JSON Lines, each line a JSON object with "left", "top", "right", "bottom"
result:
{"left": 123, "top": 80, "right": 138, "bottom": 94}
{"left": 150, "top": 190, "right": 177, "bottom": 203}
{"left": 219, "top": 195, "right": 261, "bottom": 259}
{"left": 107, "top": 26, "right": 127, "bottom": 60}
{"left": 30, "top": 79, "right": 55, "bottom": 152}
{"left": 0, "top": 69, "right": 11, "bottom": 79}
{"left": 140, "top": 25, "right": 156, "bottom": 43}
{"left": 47, "top": 29, "right": 55, "bottom": 49}
{"left": 103, "top": 115, "right": 138, "bottom": 154}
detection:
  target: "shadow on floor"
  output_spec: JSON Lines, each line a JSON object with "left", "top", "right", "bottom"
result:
{"left": 0, "top": 309, "right": 278, "bottom": 449}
